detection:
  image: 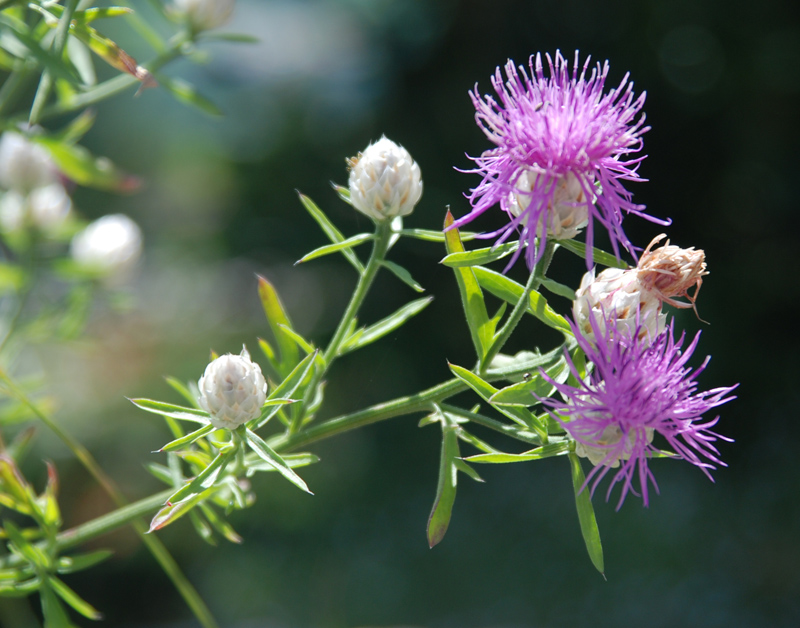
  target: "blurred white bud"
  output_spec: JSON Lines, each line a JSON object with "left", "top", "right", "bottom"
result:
{"left": 70, "top": 214, "right": 143, "bottom": 277}
{"left": 0, "top": 184, "right": 72, "bottom": 232}
{"left": 0, "top": 131, "right": 58, "bottom": 193}
{"left": 572, "top": 267, "right": 666, "bottom": 344}
{"left": 174, "top": 0, "right": 236, "bottom": 31}
{"left": 198, "top": 346, "right": 267, "bottom": 429}
{"left": 347, "top": 136, "right": 422, "bottom": 221}
{"left": 508, "top": 171, "right": 589, "bottom": 240}
{"left": 575, "top": 425, "right": 655, "bottom": 467}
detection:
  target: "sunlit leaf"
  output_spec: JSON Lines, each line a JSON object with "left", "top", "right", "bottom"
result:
{"left": 340, "top": 297, "right": 433, "bottom": 355}
{"left": 465, "top": 441, "right": 570, "bottom": 463}
{"left": 243, "top": 428, "right": 312, "bottom": 494}
{"left": 427, "top": 414, "right": 459, "bottom": 548}
{"left": 379, "top": 260, "right": 424, "bottom": 292}
{"left": 569, "top": 453, "right": 604, "bottom": 574}
{"left": 558, "top": 239, "right": 628, "bottom": 270}
{"left": 295, "top": 233, "right": 373, "bottom": 265}
{"left": 257, "top": 275, "right": 300, "bottom": 378}
{"left": 49, "top": 576, "right": 102, "bottom": 620}
{"left": 297, "top": 192, "right": 363, "bottom": 273}
{"left": 440, "top": 241, "right": 519, "bottom": 267}
{"left": 129, "top": 398, "right": 210, "bottom": 424}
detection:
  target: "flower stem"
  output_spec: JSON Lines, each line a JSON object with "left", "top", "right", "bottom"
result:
{"left": 290, "top": 220, "right": 392, "bottom": 433}
{"left": 480, "top": 241, "right": 556, "bottom": 372}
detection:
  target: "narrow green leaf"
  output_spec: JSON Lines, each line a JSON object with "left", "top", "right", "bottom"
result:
{"left": 440, "top": 241, "right": 520, "bottom": 267}
{"left": 331, "top": 183, "right": 351, "bottom": 204}
{"left": 540, "top": 277, "right": 576, "bottom": 301}
{"left": 340, "top": 297, "right": 433, "bottom": 355}
{"left": 34, "top": 138, "right": 139, "bottom": 192}
{"left": 380, "top": 260, "right": 425, "bottom": 292}
{"left": 163, "top": 377, "right": 200, "bottom": 409}
{"left": 41, "top": 462, "right": 61, "bottom": 529}
{"left": 0, "top": 577, "right": 41, "bottom": 596}
{"left": 165, "top": 449, "right": 233, "bottom": 506}
{"left": 295, "top": 232, "right": 373, "bottom": 265}
{"left": 199, "top": 32, "right": 260, "bottom": 43}
{"left": 569, "top": 453, "right": 604, "bottom": 574}
{"left": 257, "top": 337, "right": 278, "bottom": 372}
{"left": 257, "top": 275, "right": 300, "bottom": 378}
{"left": 558, "top": 239, "right": 629, "bottom": 269}
{"left": 447, "top": 363, "right": 547, "bottom": 439}
{"left": 128, "top": 398, "right": 209, "bottom": 424}
{"left": 244, "top": 429, "right": 313, "bottom": 494}
{"left": 149, "top": 486, "right": 219, "bottom": 532}
{"left": 49, "top": 576, "right": 102, "bottom": 620}
{"left": 198, "top": 503, "right": 242, "bottom": 544}
{"left": 4, "top": 521, "right": 48, "bottom": 569}
{"left": 0, "top": 15, "right": 81, "bottom": 85}
{"left": 465, "top": 441, "right": 570, "bottom": 463}
{"left": 427, "top": 417, "right": 460, "bottom": 548}
{"left": 276, "top": 324, "right": 315, "bottom": 355}
{"left": 40, "top": 583, "right": 76, "bottom": 628}
{"left": 399, "top": 228, "right": 478, "bottom": 242}
{"left": 251, "top": 350, "right": 318, "bottom": 430}
{"left": 454, "top": 459, "right": 484, "bottom": 482}
{"left": 49, "top": 109, "right": 96, "bottom": 145}
{"left": 473, "top": 266, "right": 572, "bottom": 334}
{"left": 56, "top": 550, "right": 112, "bottom": 575}
{"left": 297, "top": 192, "right": 363, "bottom": 273}
{"left": 443, "top": 211, "right": 493, "bottom": 359}
{"left": 153, "top": 73, "right": 222, "bottom": 116}
{"left": 489, "top": 358, "right": 569, "bottom": 406}
{"left": 159, "top": 424, "right": 214, "bottom": 453}
{"left": 189, "top": 510, "right": 216, "bottom": 545}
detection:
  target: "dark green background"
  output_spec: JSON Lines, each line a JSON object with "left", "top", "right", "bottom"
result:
{"left": 15, "top": 0, "right": 800, "bottom": 626}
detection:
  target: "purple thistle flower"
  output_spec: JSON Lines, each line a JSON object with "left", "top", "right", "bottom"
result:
{"left": 455, "top": 50, "right": 669, "bottom": 269}
{"left": 542, "top": 315, "right": 737, "bottom": 509}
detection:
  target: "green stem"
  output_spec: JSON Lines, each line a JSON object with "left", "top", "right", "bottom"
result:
{"left": 29, "top": 0, "right": 79, "bottom": 124}
{"left": 274, "top": 357, "right": 551, "bottom": 453}
{"left": 290, "top": 220, "right": 392, "bottom": 433}
{"left": 25, "top": 39, "right": 185, "bottom": 123}
{"left": 480, "top": 241, "right": 556, "bottom": 371}
{"left": 0, "top": 371, "right": 219, "bottom": 628}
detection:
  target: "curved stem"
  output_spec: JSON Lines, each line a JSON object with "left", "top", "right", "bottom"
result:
{"left": 290, "top": 220, "right": 391, "bottom": 433}
{"left": 480, "top": 241, "right": 556, "bottom": 371}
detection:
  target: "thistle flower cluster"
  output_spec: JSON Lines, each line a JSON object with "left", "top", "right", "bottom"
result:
{"left": 455, "top": 50, "right": 669, "bottom": 268}
{"left": 543, "top": 315, "right": 737, "bottom": 508}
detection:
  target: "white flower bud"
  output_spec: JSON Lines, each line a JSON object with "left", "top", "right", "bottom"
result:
{"left": 347, "top": 136, "right": 422, "bottom": 221}
{"left": 198, "top": 347, "right": 267, "bottom": 429}
{"left": 508, "top": 171, "right": 589, "bottom": 240}
{"left": 173, "top": 0, "right": 235, "bottom": 32}
{"left": 575, "top": 424, "right": 655, "bottom": 467}
{"left": 0, "top": 184, "right": 72, "bottom": 232}
{"left": 70, "top": 214, "right": 143, "bottom": 277}
{"left": 0, "top": 131, "right": 58, "bottom": 193}
{"left": 572, "top": 267, "right": 666, "bottom": 344}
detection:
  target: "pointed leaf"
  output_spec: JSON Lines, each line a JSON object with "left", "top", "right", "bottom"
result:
{"left": 40, "top": 584, "right": 76, "bottom": 628}
{"left": 340, "top": 297, "right": 433, "bottom": 354}
{"left": 251, "top": 350, "right": 318, "bottom": 430}
{"left": 540, "top": 278, "right": 576, "bottom": 301}
{"left": 34, "top": 137, "right": 139, "bottom": 192}
{"left": 443, "top": 211, "right": 493, "bottom": 359}
{"left": 244, "top": 429, "right": 312, "bottom": 494}
{"left": 558, "top": 239, "right": 628, "bottom": 270}
{"left": 276, "top": 323, "right": 315, "bottom": 355}
{"left": 569, "top": 453, "right": 604, "bottom": 574}
{"left": 257, "top": 275, "right": 300, "bottom": 377}
{"left": 489, "top": 358, "right": 569, "bottom": 406}
{"left": 154, "top": 73, "right": 222, "bottom": 116}
{"left": 427, "top": 418, "right": 460, "bottom": 548}
{"left": 166, "top": 449, "right": 234, "bottom": 505}
{"left": 129, "top": 398, "right": 209, "bottom": 424}
{"left": 49, "top": 576, "right": 102, "bottom": 620}
{"left": 295, "top": 232, "right": 373, "bottom": 265}
{"left": 465, "top": 441, "right": 570, "bottom": 463}
{"left": 198, "top": 503, "right": 242, "bottom": 544}
{"left": 158, "top": 424, "right": 214, "bottom": 453}
{"left": 454, "top": 459, "right": 484, "bottom": 482}
{"left": 440, "top": 241, "right": 520, "bottom": 267}
{"left": 399, "top": 228, "right": 478, "bottom": 242}
{"left": 379, "top": 260, "right": 425, "bottom": 292}
{"left": 473, "top": 266, "right": 571, "bottom": 334}
{"left": 447, "top": 363, "right": 548, "bottom": 440}
{"left": 297, "top": 192, "right": 363, "bottom": 273}
{"left": 149, "top": 486, "right": 220, "bottom": 532}
{"left": 56, "top": 550, "right": 113, "bottom": 575}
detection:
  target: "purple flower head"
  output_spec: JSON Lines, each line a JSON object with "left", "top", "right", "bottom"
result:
{"left": 455, "top": 50, "right": 669, "bottom": 269}
{"left": 542, "top": 314, "right": 737, "bottom": 509}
